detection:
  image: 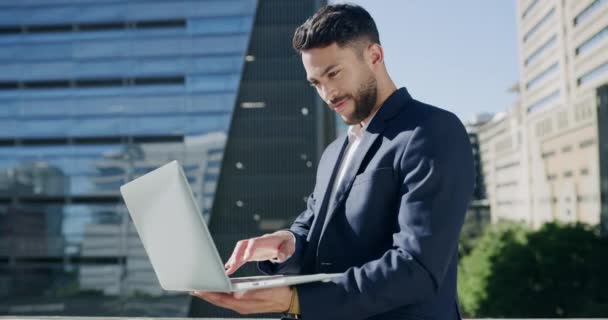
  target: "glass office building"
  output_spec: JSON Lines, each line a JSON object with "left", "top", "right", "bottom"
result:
{"left": 0, "top": 0, "right": 331, "bottom": 317}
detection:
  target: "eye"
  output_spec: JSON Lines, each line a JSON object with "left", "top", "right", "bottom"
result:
{"left": 309, "top": 81, "right": 318, "bottom": 87}
{"left": 328, "top": 70, "right": 340, "bottom": 78}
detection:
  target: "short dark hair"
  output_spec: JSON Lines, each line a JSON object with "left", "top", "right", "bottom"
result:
{"left": 292, "top": 4, "right": 380, "bottom": 53}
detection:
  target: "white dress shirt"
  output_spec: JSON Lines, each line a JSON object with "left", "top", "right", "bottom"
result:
{"left": 278, "top": 109, "right": 380, "bottom": 263}
{"left": 330, "top": 109, "right": 380, "bottom": 200}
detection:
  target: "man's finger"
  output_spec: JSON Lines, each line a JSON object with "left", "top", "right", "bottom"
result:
{"left": 225, "top": 240, "right": 249, "bottom": 274}
{"left": 276, "top": 241, "right": 288, "bottom": 262}
{"left": 228, "top": 240, "right": 248, "bottom": 266}
{"left": 228, "top": 240, "right": 256, "bottom": 274}
{"left": 242, "top": 238, "right": 258, "bottom": 261}
{"left": 246, "top": 237, "right": 279, "bottom": 262}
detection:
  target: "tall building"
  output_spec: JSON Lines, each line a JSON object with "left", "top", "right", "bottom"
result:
{"left": 188, "top": 0, "right": 331, "bottom": 317}
{"left": 462, "top": 115, "right": 493, "bottom": 253}
{"left": 477, "top": 0, "right": 608, "bottom": 231}
{"left": 0, "top": 0, "right": 332, "bottom": 317}
{"left": 477, "top": 99, "right": 532, "bottom": 224}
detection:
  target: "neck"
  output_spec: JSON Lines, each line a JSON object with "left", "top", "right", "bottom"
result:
{"left": 362, "top": 78, "right": 397, "bottom": 125}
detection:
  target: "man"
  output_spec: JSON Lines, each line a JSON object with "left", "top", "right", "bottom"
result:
{"left": 191, "top": 4, "right": 474, "bottom": 319}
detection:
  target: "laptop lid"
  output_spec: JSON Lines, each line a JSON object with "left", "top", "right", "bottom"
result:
{"left": 120, "top": 160, "right": 232, "bottom": 292}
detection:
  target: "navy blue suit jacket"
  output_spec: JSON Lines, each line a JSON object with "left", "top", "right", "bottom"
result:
{"left": 259, "top": 88, "right": 474, "bottom": 319}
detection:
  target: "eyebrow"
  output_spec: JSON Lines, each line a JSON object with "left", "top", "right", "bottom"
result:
{"left": 308, "top": 64, "right": 339, "bottom": 83}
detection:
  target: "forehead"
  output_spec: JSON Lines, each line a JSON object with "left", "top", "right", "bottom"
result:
{"left": 301, "top": 43, "right": 358, "bottom": 77}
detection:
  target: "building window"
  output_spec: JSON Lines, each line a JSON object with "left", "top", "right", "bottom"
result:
{"left": 527, "top": 90, "right": 560, "bottom": 113}
{"left": 579, "top": 138, "right": 596, "bottom": 148}
{"left": 526, "top": 62, "right": 559, "bottom": 90}
{"left": 563, "top": 171, "right": 573, "bottom": 178}
{"left": 574, "top": 0, "right": 607, "bottom": 26}
{"left": 541, "top": 150, "right": 555, "bottom": 159}
{"left": 524, "top": 8, "right": 555, "bottom": 42}
{"left": 577, "top": 62, "right": 608, "bottom": 86}
{"left": 497, "top": 200, "right": 515, "bottom": 206}
{"left": 495, "top": 161, "right": 520, "bottom": 171}
{"left": 241, "top": 102, "right": 266, "bottom": 109}
{"left": 497, "top": 181, "right": 518, "bottom": 188}
{"left": 0, "top": 19, "right": 187, "bottom": 35}
{"left": 561, "top": 145, "right": 573, "bottom": 153}
{"left": 522, "top": 0, "right": 540, "bottom": 19}
{"left": 0, "top": 76, "right": 185, "bottom": 90}
{"left": 580, "top": 168, "right": 589, "bottom": 175}
{"left": 547, "top": 174, "right": 558, "bottom": 181}
{"left": 526, "top": 35, "right": 557, "bottom": 66}
{"left": 576, "top": 26, "right": 608, "bottom": 55}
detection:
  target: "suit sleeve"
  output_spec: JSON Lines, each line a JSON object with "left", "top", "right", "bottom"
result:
{"left": 257, "top": 191, "right": 316, "bottom": 275}
{"left": 295, "top": 114, "right": 475, "bottom": 319}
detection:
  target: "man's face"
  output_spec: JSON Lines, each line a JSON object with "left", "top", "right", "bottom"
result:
{"left": 302, "top": 43, "right": 378, "bottom": 125}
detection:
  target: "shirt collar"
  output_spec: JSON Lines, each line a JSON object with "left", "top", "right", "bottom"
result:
{"left": 347, "top": 107, "right": 380, "bottom": 143}
{"left": 345, "top": 87, "right": 410, "bottom": 143}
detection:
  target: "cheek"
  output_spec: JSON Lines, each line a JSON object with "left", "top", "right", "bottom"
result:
{"left": 314, "top": 86, "right": 322, "bottom": 97}
{"left": 341, "top": 76, "right": 360, "bottom": 96}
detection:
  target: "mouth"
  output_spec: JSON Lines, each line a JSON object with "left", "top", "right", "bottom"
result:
{"left": 333, "top": 99, "right": 348, "bottom": 112}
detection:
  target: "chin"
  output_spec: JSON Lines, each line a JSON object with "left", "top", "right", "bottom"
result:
{"left": 341, "top": 117, "right": 359, "bottom": 125}
{"left": 342, "top": 112, "right": 363, "bottom": 125}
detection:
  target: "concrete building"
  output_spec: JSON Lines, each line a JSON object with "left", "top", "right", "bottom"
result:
{"left": 477, "top": 0, "right": 608, "bottom": 231}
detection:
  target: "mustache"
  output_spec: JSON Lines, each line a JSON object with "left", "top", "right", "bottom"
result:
{"left": 329, "top": 95, "right": 349, "bottom": 105}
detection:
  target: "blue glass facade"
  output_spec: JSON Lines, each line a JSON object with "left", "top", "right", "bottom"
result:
{"left": 0, "top": 0, "right": 256, "bottom": 316}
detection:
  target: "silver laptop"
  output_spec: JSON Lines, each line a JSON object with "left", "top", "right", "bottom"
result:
{"left": 119, "top": 160, "right": 340, "bottom": 292}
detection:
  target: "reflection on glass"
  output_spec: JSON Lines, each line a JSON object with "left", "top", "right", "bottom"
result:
{"left": 0, "top": 0, "right": 257, "bottom": 315}
{"left": 0, "top": 132, "right": 226, "bottom": 315}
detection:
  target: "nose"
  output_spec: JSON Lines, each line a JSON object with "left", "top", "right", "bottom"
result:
{"left": 322, "top": 85, "right": 339, "bottom": 105}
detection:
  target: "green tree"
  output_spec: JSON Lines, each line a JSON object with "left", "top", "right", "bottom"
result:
{"left": 458, "top": 221, "right": 608, "bottom": 318}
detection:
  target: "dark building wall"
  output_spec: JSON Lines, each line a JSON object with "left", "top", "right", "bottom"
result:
{"left": 463, "top": 130, "right": 490, "bottom": 254}
{"left": 189, "top": 0, "right": 332, "bottom": 317}
{"left": 597, "top": 84, "right": 608, "bottom": 236}
{"left": 469, "top": 132, "right": 487, "bottom": 201}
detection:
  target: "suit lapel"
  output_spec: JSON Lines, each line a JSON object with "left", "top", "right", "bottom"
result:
{"left": 308, "top": 136, "right": 349, "bottom": 238}
{"left": 318, "top": 124, "right": 384, "bottom": 238}
{"left": 317, "top": 87, "right": 412, "bottom": 242}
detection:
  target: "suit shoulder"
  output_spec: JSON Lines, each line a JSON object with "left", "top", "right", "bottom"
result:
{"left": 409, "top": 99, "right": 463, "bottom": 128}
{"left": 390, "top": 98, "right": 466, "bottom": 140}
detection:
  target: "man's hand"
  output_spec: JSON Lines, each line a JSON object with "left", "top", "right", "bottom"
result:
{"left": 224, "top": 230, "right": 295, "bottom": 275}
{"left": 190, "top": 286, "right": 292, "bottom": 315}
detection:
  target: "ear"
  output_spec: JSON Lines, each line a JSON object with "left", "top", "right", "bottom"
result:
{"left": 365, "top": 43, "right": 384, "bottom": 70}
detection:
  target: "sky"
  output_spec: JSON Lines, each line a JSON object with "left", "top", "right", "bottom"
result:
{"left": 329, "top": 0, "right": 521, "bottom": 123}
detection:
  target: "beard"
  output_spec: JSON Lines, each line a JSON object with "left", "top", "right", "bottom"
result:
{"left": 341, "top": 74, "right": 378, "bottom": 125}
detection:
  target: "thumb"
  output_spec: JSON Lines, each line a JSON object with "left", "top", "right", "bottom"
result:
{"left": 276, "top": 251, "right": 287, "bottom": 262}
